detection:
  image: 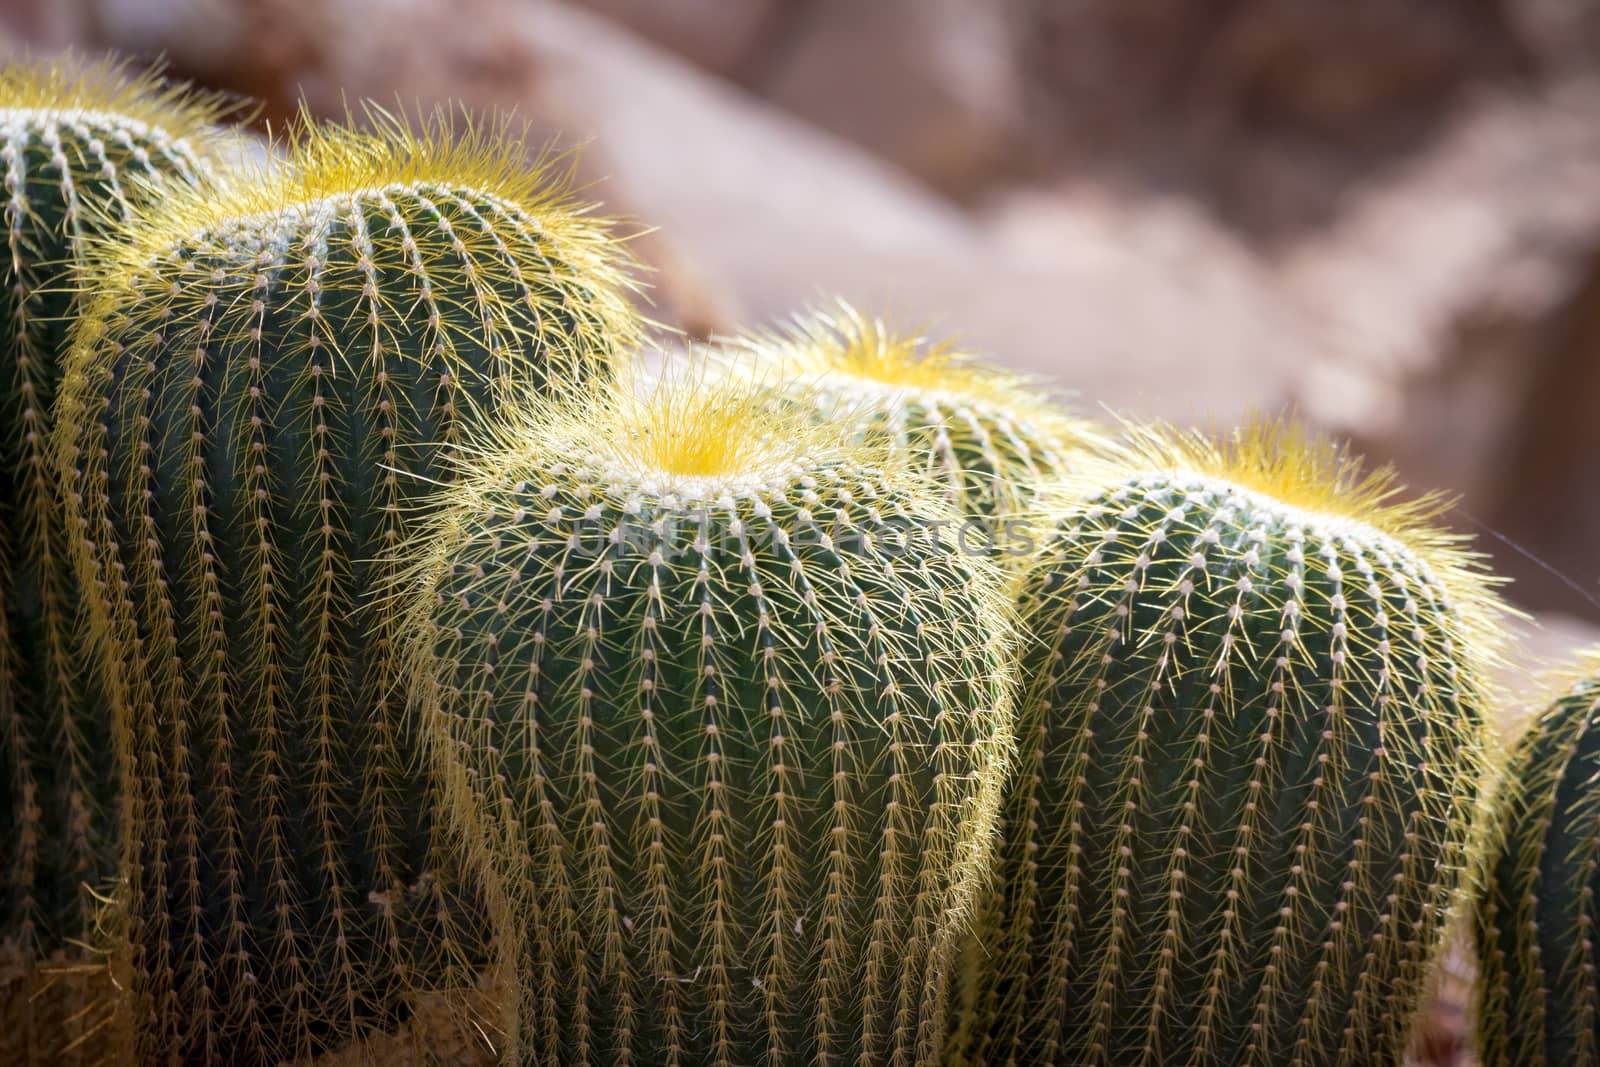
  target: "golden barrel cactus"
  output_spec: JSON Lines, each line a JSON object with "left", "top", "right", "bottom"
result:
{"left": 54, "top": 112, "right": 639, "bottom": 1064}
{"left": 402, "top": 371, "right": 1017, "bottom": 1065}
{"left": 1, "top": 57, "right": 232, "bottom": 1066}
{"left": 729, "top": 305, "right": 1099, "bottom": 522}
{"left": 952, "top": 422, "right": 1502, "bottom": 1067}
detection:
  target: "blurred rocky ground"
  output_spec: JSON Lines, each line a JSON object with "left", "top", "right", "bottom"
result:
{"left": 10, "top": 1, "right": 1600, "bottom": 1062}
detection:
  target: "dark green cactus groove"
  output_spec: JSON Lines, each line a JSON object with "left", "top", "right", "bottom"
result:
{"left": 950, "top": 421, "right": 1501, "bottom": 1067}
{"left": 730, "top": 304, "right": 1100, "bottom": 521}
{"left": 401, "top": 372, "right": 1016, "bottom": 1066}
{"left": 0, "top": 56, "right": 233, "bottom": 1066}
{"left": 1475, "top": 657, "right": 1600, "bottom": 1067}
{"left": 53, "top": 111, "right": 640, "bottom": 1065}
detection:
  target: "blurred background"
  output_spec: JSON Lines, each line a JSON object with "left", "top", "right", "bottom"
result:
{"left": 5, "top": 4, "right": 1600, "bottom": 1058}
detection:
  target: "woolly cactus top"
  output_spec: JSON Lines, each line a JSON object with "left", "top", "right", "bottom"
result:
{"left": 76, "top": 109, "right": 640, "bottom": 376}
{"left": 0, "top": 55, "right": 231, "bottom": 150}
{"left": 438, "top": 368, "right": 870, "bottom": 499}
{"left": 727, "top": 304, "right": 1100, "bottom": 518}
{"left": 1, "top": 54, "right": 232, "bottom": 956}
{"left": 50, "top": 112, "right": 646, "bottom": 1065}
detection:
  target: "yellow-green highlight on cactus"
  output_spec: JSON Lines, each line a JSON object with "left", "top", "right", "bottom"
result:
{"left": 1476, "top": 652, "right": 1600, "bottom": 1067}
{"left": 951, "top": 418, "right": 1504, "bottom": 1067}
{"left": 0, "top": 55, "right": 235, "bottom": 1066}
{"left": 400, "top": 366, "right": 1017, "bottom": 1066}
{"left": 53, "top": 106, "right": 642, "bottom": 1065}
{"left": 725, "top": 302, "right": 1101, "bottom": 521}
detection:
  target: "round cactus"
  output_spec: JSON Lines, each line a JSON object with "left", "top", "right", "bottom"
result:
{"left": 1475, "top": 656, "right": 1600, "bottom": 1067}
{"left": 0, "top": 55, "right": 229, "bottom": 948}
{"left": 401, "top": 371, "right": 1016, "bottom": 1066}
{"left": 0, "top": 56, "right": 233, "bottom": 1066}
{"left": 54, "top": 111, "right": 640, "bottom": 1064}
{"left": 729, "top": 304, "right": 1099, "bottom": 522}
{"left": 951, "top": 421, "right": 1502, "bottom": 1067}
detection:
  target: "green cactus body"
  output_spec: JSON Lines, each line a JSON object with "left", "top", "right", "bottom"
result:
{"left": 53, "top": 115, "right": 639, "bottom": 1064}
{"left": 0, "top": 59, "right": 228, "bottom": 959}
{"left": 732, "top": 306, "right": 1098, "bottom": 522}
{"left": 1476, "top": 659, "right": 1600, "bottom": 1067}
{"left": 402, "top": 375, "right": 1016, "bottom": 1066}
{"left": 952, "top": 423, "right": 1499, "bottom": 1067}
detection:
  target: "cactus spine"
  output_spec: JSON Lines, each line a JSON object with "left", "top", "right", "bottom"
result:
{"left": 733, "top": 305, "right": 1098, "bottom": 521}
{"left": 401, "top": 373, "right": 1016, "bottom": 1065}
{"left": 952, "top": 422, "right": 1500, "bottom": 1067}
{"left": 54, "top": 113, "right": 640, "bottom": 1064}
{"left": 1475, "top": 657, "right": 1600, "bottom": 1067}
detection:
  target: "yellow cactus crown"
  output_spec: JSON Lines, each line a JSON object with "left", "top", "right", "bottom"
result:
{"left": 1039, "top": 415, "right": 1511, "bottom": 691}
{"left": 78, "top": 103, "right": 643, "bottom": 349}
{"left": 0, "top": 53, "right": 236, "bottom": 143}
{"left": 444, "top": 361, "right": 928, "bottom": 499}
{"left": 734, "top": 301, "right": 1094, "bottom": 436}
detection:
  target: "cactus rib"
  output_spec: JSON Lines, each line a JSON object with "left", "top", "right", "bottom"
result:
{"left": 0, "top": 56, "right": 234, "bottom": 1067}
{"left": 730, "top": 303, "right": 1099, "bottom": 520}
{"left": 0, "top": 55, "right": 228, "bottom": 951}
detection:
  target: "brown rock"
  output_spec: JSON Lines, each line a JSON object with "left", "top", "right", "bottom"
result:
{"left": 566, "top": 0, "right": 782, "bottom": 82}
{"left": 562, "top": 0, "right": 1029, "bottom": 200}
{"left": 1284, "top": 78, "right": 1600, "bottom": 616}
{"left": 0, "top": 0, "right": 89, "bottom": 51}
{"left": 759, "top": 0, "right": 1027, "bottom": 200}
{"left": 82, "top": 0, "right": 1317, "bottom": 421}
{"left": 519, "top": 4, "right": 1309, "bottom": 421}
{"left": 1490, "top": 246, "right": 1600, "bottom": 617}
{"left": 1019, "top": 0, "right": 1529, "bottom": 234}
{"left": 85, "top": 0, "right": 250, "bottom": 74}
{"left": 80, "top": 0, "right": 735, "bottom": 338}
{"left": 1512, "top": 0, "right": 1600, "bottom": 73}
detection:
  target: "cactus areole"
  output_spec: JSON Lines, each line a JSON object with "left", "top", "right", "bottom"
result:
{"left": 404, "top": 374, "right": 1016, "bottom": 1066}
{"left": 952, "top": 421, "right": 1500, "bottom": 1067}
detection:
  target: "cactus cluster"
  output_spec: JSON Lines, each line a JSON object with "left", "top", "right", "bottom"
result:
{"left": 53, "top": 111, "right": 639, "bottom": 1064}
{"left": 402, "top": 372, "right": 1016, "bottom": 1066}
{"left": 1475, "top": 658, "right": 1600, "bottom": 1067}
{"left": 0, "top": 46, "right": 1554, "bottom": 1067}
{"left": 952, "top": 423, "right": 1500, "bottom": 1067}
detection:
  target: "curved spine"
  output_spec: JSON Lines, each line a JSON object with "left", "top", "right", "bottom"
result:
{"left": 0, "top": 56, "right": 233, "bottom": 1067}
{"left": 727, "top": 303, "right": 1101, "bottom": 523}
